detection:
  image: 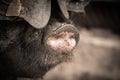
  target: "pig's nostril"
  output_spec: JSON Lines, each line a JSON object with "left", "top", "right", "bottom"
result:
{"left": 46, "top": 31, "right": 76, "bottom": 53}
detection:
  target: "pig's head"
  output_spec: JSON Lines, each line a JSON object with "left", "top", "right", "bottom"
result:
{"left": 0, "top": 20, "right": 79, "bottom": 78}
{"left": 0, "top": 0, "right": 90, "bottom": 78}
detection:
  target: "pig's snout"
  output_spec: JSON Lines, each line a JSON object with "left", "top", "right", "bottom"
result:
{"left": 46, "top": 24, "right": 79, "bottom": 53}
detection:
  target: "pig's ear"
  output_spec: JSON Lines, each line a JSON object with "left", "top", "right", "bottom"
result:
{"left": 6, "top": 0, "right": 51, "bottom": 29}
{"left": 67, "top": 0, "right": 90, "bottom": 13}
{"left": 0, "top": 0, "right": 14, "bottom": 20}
{"left": 57, "top": 0, "right": 69, "bottom": 19}
{"left": 6, "top": 0, "right": 22, "bottom": 16}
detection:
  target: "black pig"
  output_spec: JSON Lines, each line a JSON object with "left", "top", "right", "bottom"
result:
{"left": 0, "top": 20, "right": 79, "bottom": 78}
{"left": 0, "top": 0, "right": 86, "bottom": 80}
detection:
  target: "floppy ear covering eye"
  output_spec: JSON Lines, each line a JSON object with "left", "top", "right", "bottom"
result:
{"left": 67, "top": 0, "right": 90, "bottom": 13}
{"left": 6, "top": 0, "right": 22, "bottom": 16}
{"left": 57, "top": 0, "right": 69, "bottom": 19}
{"left": 6, "top": 0, "right": 51, "bottom": 29}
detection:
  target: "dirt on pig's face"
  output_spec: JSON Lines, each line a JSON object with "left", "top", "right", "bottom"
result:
{"left": 0, "top": 20, "right": 79, "bottom": 78}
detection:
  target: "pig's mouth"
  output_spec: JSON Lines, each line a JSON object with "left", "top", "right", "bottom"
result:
{"left": 46, "top": 24, "right": 79, "bottom": 53}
